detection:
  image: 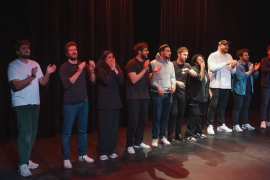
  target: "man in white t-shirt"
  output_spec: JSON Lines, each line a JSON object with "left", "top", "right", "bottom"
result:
{"left": 7, "top": 40, "right": 56, "bottom": 177}
{"left": 206, "top": 40, "right": 238, "bottom": 135}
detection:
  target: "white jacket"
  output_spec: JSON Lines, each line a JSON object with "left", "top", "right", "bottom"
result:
{"left": 208, "top": 50, "right": 236, "bottom": 89}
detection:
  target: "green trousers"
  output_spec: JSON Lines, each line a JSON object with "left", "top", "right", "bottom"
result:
{"left": 14, "top": 105, "right": 39, "bottom": 166}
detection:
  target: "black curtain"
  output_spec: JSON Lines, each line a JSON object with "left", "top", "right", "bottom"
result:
{"left": 0, "top": 0, "right": 134, "bottom": 143}
{"left": 159, "top": 0, "right": 270, "bottom": 111}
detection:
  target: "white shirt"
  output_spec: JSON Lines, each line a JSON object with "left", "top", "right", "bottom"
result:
{"left": 208, "top": 50, "right": 236, "bottom": 89}
{"left": 7, "top": 59, "right": 44, "bottom": 107}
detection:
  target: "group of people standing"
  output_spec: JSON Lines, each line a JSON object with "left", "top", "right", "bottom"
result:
{"left": 8, "top": 39, "right": 269, "bottom": 177}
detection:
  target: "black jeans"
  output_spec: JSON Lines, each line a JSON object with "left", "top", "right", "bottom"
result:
{"left": 232, "top": 92, "right": 251, "bottom": 126}
{"left": 207, "top": 88, "right": 230, "bottom": 126}
{"left": 185, "top": 100, "right": 207, "bottom": 137}
{"left": 126, "top": 99, "right": 149, "bottom": 148}
{"left": 261, "top": 87, "right": 270, "bottom": 122}
{"left": 167, "top": 96, "right": 186, "bottom": 135}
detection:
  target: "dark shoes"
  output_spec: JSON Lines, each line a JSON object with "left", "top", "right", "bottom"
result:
{"left": 175, "top": 134, "right": 183, "bottom": 141}
{"left": 167, "top": 134, "right": 183, "bottom": 142}
{"left": 167, "top": 134, "right": 175, "bottom": 142}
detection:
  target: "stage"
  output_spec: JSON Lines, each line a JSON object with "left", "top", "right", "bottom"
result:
{"left": 0, "top": 110, "right": 270, "bottom": 180}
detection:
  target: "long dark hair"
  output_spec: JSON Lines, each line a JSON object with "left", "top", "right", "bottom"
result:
{"left": 191, "top": 54, "right": 204, "bottom": 66}
{"left": 96, "top": 50, "right": 122, "bottom": 77}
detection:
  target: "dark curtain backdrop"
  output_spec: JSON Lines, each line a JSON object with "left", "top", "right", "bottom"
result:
{"left": 159, "top": 0, "right": 270, "bottom": 112}
{"left": 0, "top": 0, "right": 134, "bottom": 143}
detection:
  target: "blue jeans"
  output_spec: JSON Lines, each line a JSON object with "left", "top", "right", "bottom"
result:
{"left": 261, "top": 88, "right": 270, "bottom": 122}
{"left": 151, "top": 92, "right": 172, "bottom": 139}
{"left": 62, "top": 101, "right": 88, "bottom": 160}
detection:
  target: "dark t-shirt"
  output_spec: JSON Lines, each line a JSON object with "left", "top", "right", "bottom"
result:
{"left": 59, "top": 61, "right": 92, "bottom": 105}
{"left": 244, "top": 63, "right": 252, "bottom": 93}
{"left": 125, "top": 58, "right": 152, "bottom": 99}
{"left": 173, "top": 61, "right": 192, "bottom": 98}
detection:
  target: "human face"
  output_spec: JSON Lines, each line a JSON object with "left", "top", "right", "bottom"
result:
{"left": 17, "top": 44, "right": 30, "bottom": 59}
{"left": 161, "top": 47, "right": 171, "bottom": 59}
{"left": 240, "top": 52, "right": 249, "bottom": 62}
{"left": 66, "top": 46, "right": 78, "bottom": 61}
{"left": 219, "top": 44, "right": 229, "bottom": 54}
{"left": 267, "top": 49, "right": 270, "bottom": 56}
{"left": 105, "top": 53, "right": 114, "bottom": 66}
{"left": 178, "top": 51, "right": 189, "bottom": 62}
{"left": 195, "top": 56, "right": 204, "bottom": 66}
{"left": 140, "top": 48, "right": 149, "bottom": 60}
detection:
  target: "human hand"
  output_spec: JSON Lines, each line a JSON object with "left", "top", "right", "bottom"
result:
{"left": 177, "top": 81, "right": 185, "bottom": 89}
{"left": 46, "top": 64, "right": 56, "bottom": 74}
{"left": 170, "top": 84, "right": 176, "bottom": 94}
{"left": 89, "top": 60, "right": 95, "bottom": 71}
{"left": 158, "top": 86, "right": 164, "bottom": 96}
{"left": 153, "top": 65, "right": 161, "bottom": 72}
{"left": 110, "top": 58, "right": 116, "bottom": 70}
{"left": 78, "top": 62, "right": 86, "bottom": 74}
{"left": 143, "top": 60, "right": 150, "bottom": 70}
{"left": 31, "top": 67, "right": 38, "bottom": 78}
{"left": 254, "top": 62, "right": 260, "bottom": 71}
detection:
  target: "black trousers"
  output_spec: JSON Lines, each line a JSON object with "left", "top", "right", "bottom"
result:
{"left": 167, "top": 96, "right": 186, "bottom": 135}
{"left": 232, "top": 92, "right": 251, "bottom": 126}
{"left": 126, "top": 99, "right": 149, "bottom": 148}
{"left": 185, "top": 100, "right": 207, "bottom": 137}
{"left": 207, "top": 88, "right": 230, "bottom": 126}
{"left": 97, "top": 109, "right": 119, "bottom": 156}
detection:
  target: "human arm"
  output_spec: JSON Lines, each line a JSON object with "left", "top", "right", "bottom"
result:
{"left": 128, "top": 60, "right": 149, "bottom": 84}
{"left": 89, "top": 60, "right": 96, "bottom": 83}
{"left": 149, "top": 64, "right": 161, "bottom": 84}
{"left": 169, "top": 64, "right": 176, "bottom": 94}
{"left": 69, "top": 62, "right": 86, "bottom": 84}
{"left": 39, "top": 64, "right": 56, "bottom": 86}
{"left": 208, "top": 54, "right": 237, "bottom": 72}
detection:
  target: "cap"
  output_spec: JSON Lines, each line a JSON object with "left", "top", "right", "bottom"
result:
{"left": 218, "top": 40, "right": 231, "bottom": 46}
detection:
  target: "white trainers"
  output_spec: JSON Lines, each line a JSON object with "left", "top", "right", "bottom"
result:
{"left": 100, "top": 155, "right": 108, "bottom": 161}
{"left": 242, "top": 124, "right": 255, "bottom": 130}
{"left": 217, "top": 123, "right": 232, "bottom": 132}
{"left": 109, "top": 153, "right": 118, "bottom": 158}
{"left": 160, "top": 137, "right": 170, "bottom": 145}
{"left": 184, "top": 137, "right": 197, "bottom": 142}
{"left": 194, "top": 133, "right": 207, "bottom": 139}
{"left": 78, "top": 155, "right": 94, "bottom": 163}
{"left": 134, "top": 143, "right": 150, "bottom": 149}
{"left": 63, "top": 160, "right": 72, "bottom": 169}
{"left": 18, "top": 164, "right": 32, "bottom": 177}
{"left": 152, "top": 139, "right": 158, "bottom": 147}
{"left": 207, "top": 125, "right": 215, "bottom": 135}
{"left": 127, "top": 146, "right": 135, "bottom": 154}
{"left": 28, "top": 160, "right": 39, "bottom": 169}
{"left": 233, "top": 125, "right": 243, "bottom": 132}
{"left": 267, "top": 121, "right": 270, "bottom": 126}
{"left": 261, "top": 121, "right": 266, "bottom": 128}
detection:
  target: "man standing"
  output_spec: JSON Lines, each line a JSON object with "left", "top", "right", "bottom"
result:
{"left": 8, "top": 40, "right": 56, "bottom": 177}
{"left": 59, "top": 42, "right": 95, "bottom": 168}
{"left": 206, "top": 40, "right": 238, "bottom": 135}
{"left": 167, "top": 47, "right": 197, "bottom": 142}
{"left": 232, "top": 49, "right": 259, "bottom": 132}
{"left": 260, "top": 45, "right": 270, "bottom": 128}
{"left": 150, "top": 44, "right": 176, "bottom": 147}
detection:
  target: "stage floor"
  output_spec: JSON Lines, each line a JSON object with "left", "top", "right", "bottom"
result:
{"left": 1, "top": 110, "right": 270, "bottom": 180}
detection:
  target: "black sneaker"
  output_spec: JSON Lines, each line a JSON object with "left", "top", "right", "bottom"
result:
{"left": 175, "top": 134, "right": 183, "bottom": 141}
{"left": 167, "top": 134, "right": 175, "bottom": 142}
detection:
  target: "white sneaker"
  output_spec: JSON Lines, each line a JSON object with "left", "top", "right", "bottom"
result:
{"left": 28, "top": 160, "right": 39, "bottom": 169}
{"left": 233, "top": 125, "right": 243, "bottom": 132}
{"left": 109, "top": 153, "right": 118, "bottom": 158}
{"left": 267, "top": 121, "right": 270, "bottom": 126}
{"left": 160, "top": 137, "right": 170, "bottom": 145}
{"left": 194, "top": 133, "right": 207, "bottom": 139}
{"left": 217, "top": 123, "right": 232, "bottom": 132}
{"left": 261, "top": 121, "right": 266, "bottom": 128}
{"left": 184, "top": 137, "right": 197, "bottom": 142}
{"left": 78, "top": 155, "right": 94, "bottom": 163}
{"left": 152, "top": 139, "right": 158, "bottom": 147}
{"left": 100, "top": 155, "right": 108, "bottom": 161}
{"left": 18, "top": 164, "right": 32, "bottom": 177}
{"left": 63, "top": 160, "right": 72, "bottom": 169}
{"left": 127, "top": 146, "right": 135, "bottom": 154}
{"left": 242, "top": 124, "right": 255, "bottom": 130}
{"left": 134, "top": 143, "right": 150, "bottom": 149}
{"left": 207, "top": 125, "right": 215, "bottom": 135}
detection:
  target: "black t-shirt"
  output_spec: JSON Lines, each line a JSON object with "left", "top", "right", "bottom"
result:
{"left": 173, "top": 61, "right": 192, "bottom": 98}
{"left": 244, "top": 63, "right": 252, "bottom": 93}
{"left": 125, "top": 58, "right": 152, "bottom": 99}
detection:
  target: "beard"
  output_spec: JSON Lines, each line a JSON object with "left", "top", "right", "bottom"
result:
{"left": 141, "top": 54, "right": 148, "bottom": 60}
{"left": 19, "top": 53, "right": 30, "bottom": 59}
{"left": 164, "top": 55, "right": 171, "bottom": 59}
{"left": 69, "top": 54, "right": 78, "bottom": 61}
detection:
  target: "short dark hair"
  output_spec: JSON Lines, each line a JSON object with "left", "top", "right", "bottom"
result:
{"left": 267, "top": 45, "right": 270, "bottom": 52}
{"left": 65, "top": 41, "right": 77, "bottom": 54}
{"left": 191, "top": 54, "right": 204, "bottom": 66}
{"left": 15, "top": 40, "right": 30, "bottom": 51}
{"left": 236, "top": 49, "right": 249, "bottom": 58}
{"left": 177, "top": 47, "right": 188, "bottom": 54}
{"left": 159, "top": 44, "right": 170, "bottom": 54}
{"left": 134, "top": 42, "right": 148, "bottom": 55}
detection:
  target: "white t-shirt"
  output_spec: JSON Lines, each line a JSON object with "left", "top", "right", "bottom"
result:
{"left": 7, "top": 59, "right": 44, "bottom": 107}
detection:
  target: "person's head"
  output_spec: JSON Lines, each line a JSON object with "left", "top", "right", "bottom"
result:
{"left": 99, "top": 50, "right": 114, "bottom": 66}
{"left": 237, "top": 49, "right": 249, "bottom": 62}
{"left": 191, "top": 54, "right": 205, "bottom": 66}
{"left": 177, "top": 47, "right": 189, "bottom": 62}
{"left": 159, "top": 44, "right": 171, "bottom": 59}
{"left": 134, "top": 42, "right": 149, "bottom": 60}
{"left": 15, "top": 40, "right": 30, "bottom": 59}
{"left": 218, "top": 40, "right": 230, "bottom": 54}
{"left": 97, "top": 50, "right": 122, "bottom": 76}
{"left": 267, "top": 45, "right": 270, "bottom": 56}
{"left": 65, "top": 41, "right": 78, "bottom": 61}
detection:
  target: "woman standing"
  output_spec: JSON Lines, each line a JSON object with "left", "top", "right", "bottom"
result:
{"left": 96, "top": 51, "right": 124, "bottom": 160}
{"left": 184, "top": 54, "right": 212, "bottom": 141}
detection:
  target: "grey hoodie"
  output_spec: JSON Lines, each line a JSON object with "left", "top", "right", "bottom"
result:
{"left": 150, "top": 53, "right": 176, "bottom": 92}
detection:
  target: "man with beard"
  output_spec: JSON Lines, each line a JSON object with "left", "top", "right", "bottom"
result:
{"left": 125, "top": 42, "right": 161, "bottom": 154}
{"left": 150, "top": 44, "right": 176, "bottom": 147}
{"left": 206, "top": 40, "right": 238, "bottom": 135}
{"left": 232, "top": 49, "right": 259, "bottom": 132}
{"left": 59, "top": 41, "right": 95, "bottom": 168}
{"left": 167, "top": 47, "right": 197, "bottom": 142}
{"left": 8, "top": 40, "right": 56, "bottom": 177}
